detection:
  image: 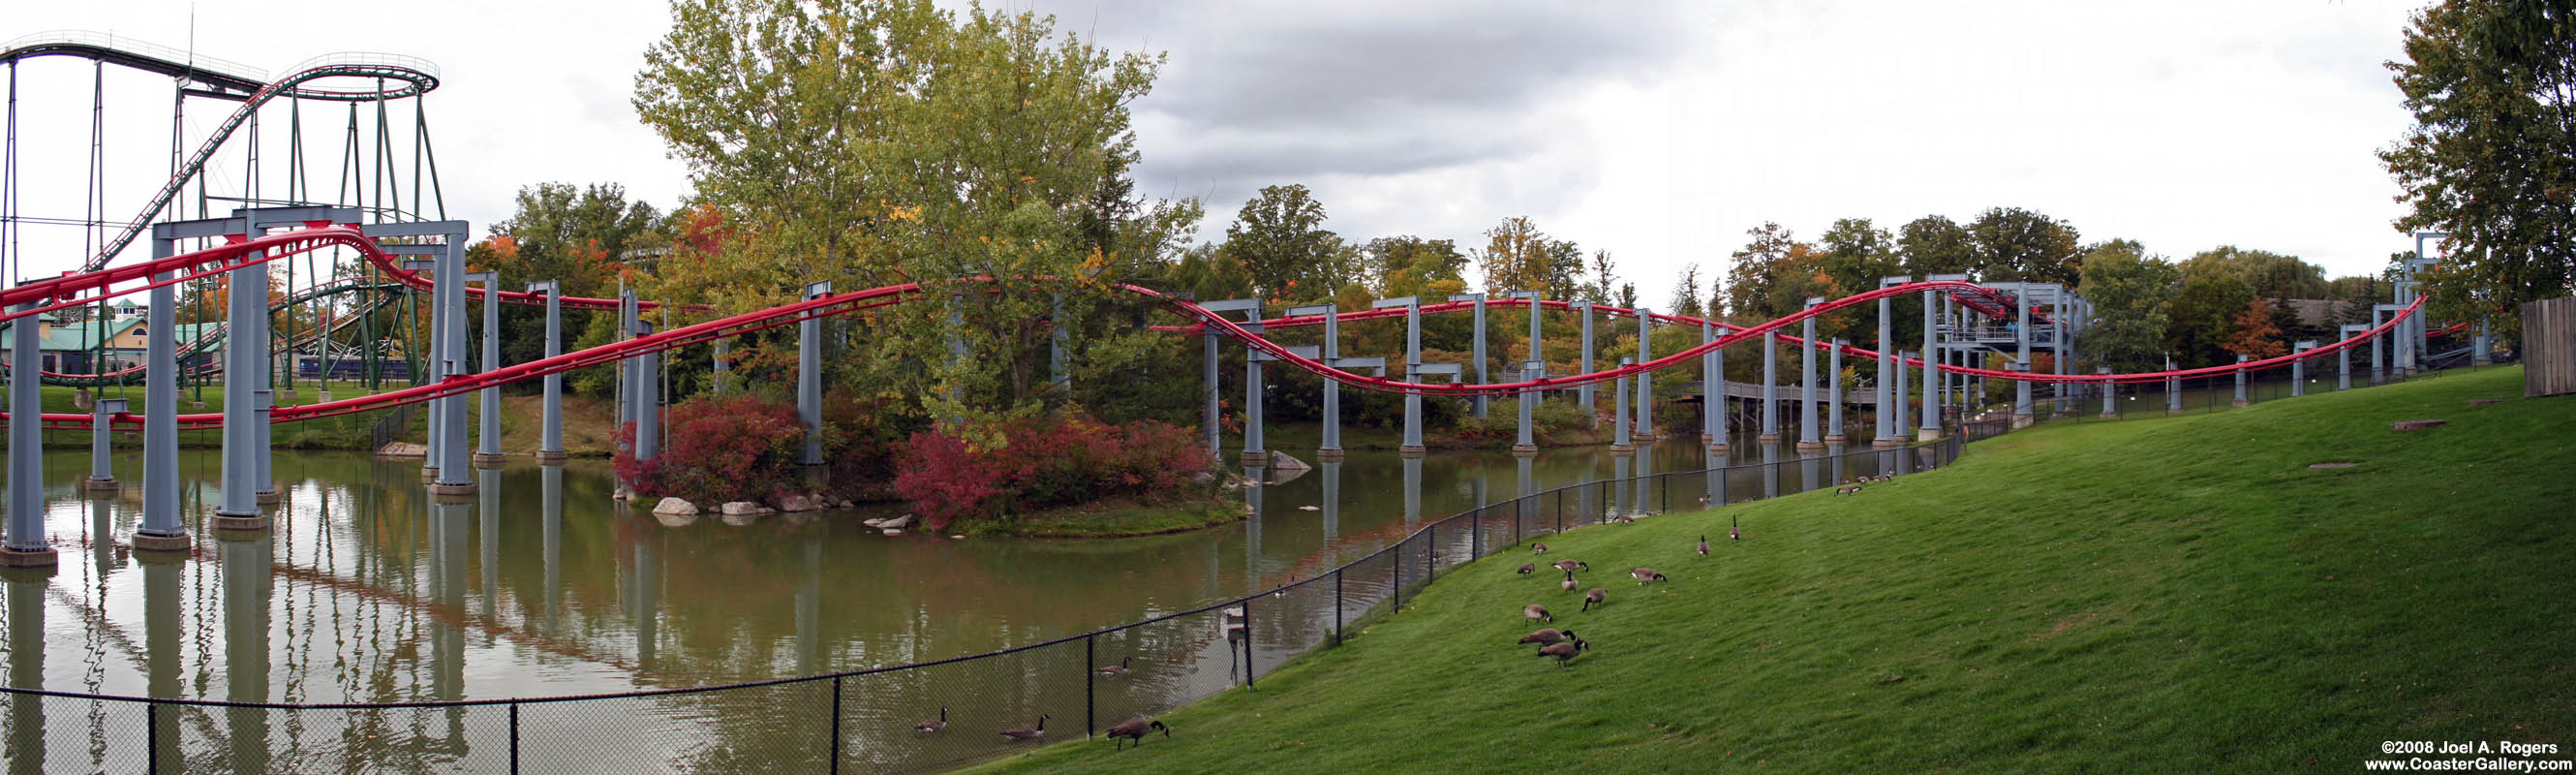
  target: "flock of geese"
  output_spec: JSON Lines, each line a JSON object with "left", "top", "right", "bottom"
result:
{"left": 1514, "top": 515, "right": 1740, "bottom": 666}
{"left": 910, "top": 654, "right": 1178, "bottom": 752}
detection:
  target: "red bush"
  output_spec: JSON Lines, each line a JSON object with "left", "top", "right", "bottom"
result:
{"left": 892, "top": 417, "right": 1211, "bottom": 530}
{"left": 614, "top": 394, "right": 808, "bottom": 504}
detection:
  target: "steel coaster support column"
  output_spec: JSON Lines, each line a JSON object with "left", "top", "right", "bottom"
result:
{"left": 712, "top": 339, "right": 729, "bottom": 394}
{"left": 250, "top": 254, "right": 278, "bottom": 506}
{"left": 432, "top": 235, "right": 475, "bottom": 496}
{"left": 530, "top": 281, "right": 567, "bottom": 463}
{"left": 2393, "top": 280, "right": 2416, "bottom": 377}
{"left": 419, "top": 262, "right": 449, "bottom": 481}
{"left": 1635, "top": 307, "right": 1654, "bottom": 439}
{"left": 1892, "top": 352, "right": 1912, "bottom": 435}
{"left": 1920, "top": 279, "right": 1959, "bottom": 440}
{"left": 208, "top": 248, "right": 274, "bottom": 529}
{"left": 4, "top": 298, "right": 55, "bottom": 564}
{"left": 86, "top": 398, "right": 124, "bottom": 492}
{"left": 1758, "top": 328, "right": 1780, "bottom": 443}
{"left": 1611, "top": 357, "right": 1634, "bottom": 452}
{"left": 1242, "top": 315, "right": 1267, "bottom": 466}
{"left": 1288, "top": 303, "right": 1345, "bottom": 460}
{"left": 1825, "top": 339, "right": 1847, "bottom": 443}
{"left": 1702, "top": 319, "right": 1726, "bottom": 453}
{"left": 1369, "top": 296, "right": 1428, "bottom": 456}
{"left": 2291, "top": 341, "right": 2315, "bottom": 397}
{"left": 469, "top": 271, "right": 504, "bottom": 468}
{"left": 1576, "top": 301, "right": 1595, "bottom": 423}
{"left": 635, "top": 321, "right": 661, "bottom": 462}
{"left": 1202, "top": 327, "right": 1220, "bottom": 459}
{"left": 1514, "top": 361, "right": 1539, "bottom": 454}
{"left": 2052, "top": 297, "right": 2070, "bottom": 416}
{"left": 2098, "top": 368, "right": 2116, "bottom": 418}
{"left": 136, "top": 236, "right": 187, "bottom": 552}
{"left": 1797, "top": 296, "right": 1822, "bottom": 450}
{"left": 2232, "top": 355, "right": 2250, "bottom": 407}
{"left": 1876, "top": 279, "right": 1898, "bottom": 442}
{"left": 2338, "top": 325, "right": 2363, "bottom": 390}
{"left": 2370, "top": 305, "right": 2388, "bottom": 384}
{"left": 1450, "top": 293, "right": 1488, "bottom": 418}
{"left": 2165, "top": 356, "right": 2182, "bottom": 414}
{"left": 799, "top": 281, "right": 830, "bottom": 467}
{"left": 2012, "top": 284, "right": 2033, "bottom": 428}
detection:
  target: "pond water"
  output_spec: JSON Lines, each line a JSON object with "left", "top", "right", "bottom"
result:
{"left": 2, "top": 426, "right": 1943, "bottom": 772}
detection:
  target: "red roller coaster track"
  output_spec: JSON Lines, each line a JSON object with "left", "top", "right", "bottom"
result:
{"left": 2, "top": 225, "right": 2456, "bottom": 432}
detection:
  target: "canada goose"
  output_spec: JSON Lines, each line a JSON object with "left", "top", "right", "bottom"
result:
{"left": 1106, "top": 717, "right": 1171, "bottom": 750}
{"left": 1531, "top": 542, "right": 1549, "bottom": 554}
{"left": 1835, "top": 485, "right": 1860, "bottom": 495}
{"left": 999, "top": 714, "right": 1051, "bottom": 741}
{"left": 1524, "top": 604, "right": 1552, "bottom": 624}
{"left": 1518, "top": 628, "right": 1573, "bottom": 646}
{"left": 914, "top": 707, "right": 947, "bottom": 733}
{"left": 1551, "top": 559, "right": 1589, "bottom": 573}
{"left": 1097, "top": 656, "right": 1133, "bottom": 676}
{"left": 1560, "top": 570, "right": 1579, "bottom": 592}
{"left": 1517, "top": 563, "right": 1535, "bottom": 575}
{"left": 1535, "top": 635, "right": 1588, "bottom": 666}
{"left": 1731, "top": 514, "right": 1742, "bottom": 542}
{"left": 1698, "top": 535, "right": 1709, "bottom": 556}
{"left": 1582, "top": 588, "right": 1606, "bottom": 611}
{"left": 1631, "top": 568, "right": 1667, "bottom": 584}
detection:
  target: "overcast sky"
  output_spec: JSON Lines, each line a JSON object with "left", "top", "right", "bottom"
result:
{"left": 4, "top": 0, "right": 2431, "bottom": 300}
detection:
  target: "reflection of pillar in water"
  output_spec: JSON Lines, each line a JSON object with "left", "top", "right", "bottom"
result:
{"left": 1631, "top": 447, "right": 1652, "bottom": 516}
{"left": 1243, "top": 465, "right": 1266, "bottom": 573}
{"left": 6, "top": 572, "right": 46, "bottom": 775}
{"left": 1702, "top": 460, "right": 1722, "bottom": 511}
{"left": 1320, "top": 460, "right": 1341, "bottom": 547}
{"left": 1761, "top": 443, "right": 1780, "bottom": 500}
{"left": 1800, "top": 452, "right": 1819, "bottom": 494}
{"left": 142, "top": 551, "right": 182, "bottom": 768}
{"left": 1401, "top": 457, "right": 1423, "bottom": 526}
{"left": 479, "top": 469, "right": 501, "bottom": 623}
{"left": 1610, "top": 453, "right": 1629, "bottom": 517}
{"left": 91, "top": 496, "right": 121, "bottom": 572}
{"left": 1516, "top": 456, "right": 1533, "bottom": 520}
{"left": 1829, "top": 444, "right": 1847, "bottom": 485}
{"left": 797, "top": 537, "right": 821, "bottom": 675}
{"left": 633, "top": 538, "right": 660, "bottom": 668}
{"left": 221, "top": 532, "right": 274, "bottom": 772}
{"left": 430, "top": 496, "right": 470, "bottom": 742}
{"left": 542, "top": 465, "right": 564, "bottom": 627}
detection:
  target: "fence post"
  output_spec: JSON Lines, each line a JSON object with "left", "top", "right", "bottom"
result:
{"left": 1334, "top": 569, "right": 1344, "bottom": 646}
{"left": 509, "top": 702, "right": 522, "bottom": 775}
{"left": 147, "top": 702, "right": 159, "bottom": 774}
{"left": 1661, "top": 475, "right": 1669, "bottom": 512}
{"left": 1471, "top": 510, "right": 1481, "bottom": 560}
{"left": 829, "top": 676, "right": 844, "bottom": 774}
{"left": 1393, "top": 542, "right": 1403, "bottom": 611}
{"left": 1554, "top": 490, "right": 1563, "bottom": 534}
{"left": 1086, "top": 635, "right": 1096, "bottom": 739}
{"left": 1242, "top": 596, "right": 1257, "bottom": 690}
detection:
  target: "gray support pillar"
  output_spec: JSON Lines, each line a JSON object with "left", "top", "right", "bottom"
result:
{"left": 137, "top": 240, "right": 187, "bottom": 551}
{"left": 1450, "top": 293, "right": 1488, "bottom": 418}
{"left": 2292, "top": 341, "right": 2316, "bottom": 396}
{"left": 251, "top": 256, "right": 277, "bottom": 505}
{"left": 635, "top": 322, "right": 661, "bottom": 462}
{"left": 2165, "top": 356, "right": 2182, "bottom": 414}
{"left": 1826, "top": 339, "right": 1846, "bottom": 442}
{"left": 2370, "top": 306, "right": 2386, "bottom": 384}
{"left": 433, "top": 236, "right": 474, "bottom": 496}
{"left": 1376, "top": 297, "right": 1426, "bottom": 456}
{"left": 531, "top": 281, "right": 566, "bottom": 463}
{"left": 2393, "top": 280, "right": 2416, "bottom": 376}
{"left": 1203, "top": 328, "right": 1220, "bottom": 459}
{"left": 1893, "top": 352, "right": 1911, "bottom": 435}
{"left": 1242, "top": 318, "right": 1266, "bottom": 466}
{"left": 616, "top": 291, "right": 635, "bottom": 432}
{"left": 2098, "top": 367, "right": 2116, "bottom": 417}
{"left": 2232, "top": 355, "right": 2250, "bottom": 406}
{"left": 2339, "top": 325, "right": 2363, "bottom": 390}
{"left": 1797, "top": 297, "right": 1821, "bottom": 450}
{"left": 1514, "top": 362, "right": 1538, "bottom": 454}
{"left": 799, "top": 281, "right": 830, "bottom": 467}
{"left": 1877, "top": 288, "right": 1895, "bottom": 442}
{"left": 1611, "top": 356, "right": 1634, "bottom": 451}
{"left": 1315, "top": 305, "right": 1344, "bottom": 459}
{"left": 88, "top": 398, "right": 126, "bottom": 490}
{"left": 1758, "top": 327, "right": 1779, "bottom": 442}
{"left": 4, "top": 299, "right": 54, "bottom": 563}
{"left": 423, "top": 264, "right": 449, "bottom": 482}
{"left": 712, "top": 339, "right": 729, "bottom": 394}
{"left": 470, "top": 272, "right": 504, "bottom": 468}
{"left": 1920, "top": 288, "right": 1942, "bottom": 440}
{"left": 1577, "top": 301, "right": 1595, "bottom": 421}
{"left": 254, "top": 389, "right": 277, "bottom": 505}
{"left": 1635, "top": 307, "right": 1654, "bottom": 439}
{"left": 210, "top": 251, "right": 273, "bottom": 529}
{"left": 2052, "top": 303, "right": 2070, "bottom": 415}
{"left": 1702, "top": 319, "right": 1724, "bottom": 452}
{"left": 2012, "top": 287, "right": 2033, "bottom": 428}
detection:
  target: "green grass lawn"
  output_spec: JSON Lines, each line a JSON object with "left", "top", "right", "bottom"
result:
{"left": 974, "top": 366, "right": 2575, "bottom": 772}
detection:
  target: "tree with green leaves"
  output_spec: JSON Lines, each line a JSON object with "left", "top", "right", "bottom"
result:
{"left": 1969, "top": 207, "right": 2084, "bottom": 286}
{"left": 1724, "top": 222, "right": 1798, "bottom": 318}
{"left": 1476, "top": 216, "right": 1584, "bottom": 296}
{"left": 1898, "top": 214, "right": 1977, "bottom": 279}
{"left": 2381, "top": 0, "right": 2576, "bottom": 331}
{"left": 1669, "top": 264, "right": 1704, "bottom": 318}
{"left": 2179, "top": 246, "right": 2329, "bottom": 300}
{"left": 2075, "top": 239, "right": 2178, "bottom": 373}
{"left": 2166, "top": 272, "right": 2255, "bottom": 367}
{"left": 635, "top": 0, "right": 1200, "bottom": 424}
{"left": 1222, "top": 184, "right": 1342, "bottom": 302}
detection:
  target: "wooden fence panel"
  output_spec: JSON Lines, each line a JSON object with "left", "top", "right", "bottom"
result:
{"left": 2526, "top": 296, "right": 2576, "bottom": 397}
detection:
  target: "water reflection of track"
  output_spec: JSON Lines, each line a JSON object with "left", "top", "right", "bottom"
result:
{"left": 3, "top": 223, "right": 2456, "bottom": 432}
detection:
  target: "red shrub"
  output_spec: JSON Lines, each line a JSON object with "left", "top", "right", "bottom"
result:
{"left": 892, "top": 417, "right": 1211, "bottom": 530}
{"left": 613, "top": 394, "right": 808, "bottom": 504}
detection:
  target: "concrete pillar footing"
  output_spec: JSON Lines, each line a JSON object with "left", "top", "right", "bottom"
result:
{"left": 1794, "top": 441, "right": 1825, "bottom": 451}
{"left": 255, "top": 489, "right": 283, "bottom": 506}
{"left": 1609, "top": 444, "right": 1636, "bottom": 452}
{"left": 131, "top": 532, "right": 193, "bottom": 552}
{"left": 1315, "top": 449, "right": 1346, "bottom": 461}
{"left": 1511, "top": 445, "right": 1538, "bottom": 456}
{"left": 535, "top": 450, "right": 570, "bottom": 464}
{"left": 429, "top": 481, "right": 478, "bottom": 497}
{"left": 0, "top": 547, "right": 61, "bottom": 568}
{"left": 2167, "top": 408, "right": 2188, "bottom": 415}
{"left": 2099, "top": 412, "right": 2118, "bottom": 419}
{"left": 1754, "top": 434, "right": 1781, "bottom": 443}
{"left": 83, "top": 477, "right": 120, "bottom": 492}
{"left": 209, "top": 513, "right": 268, "bottom": 532}
{"left": 1822, "top": 434, "right": 1846, "bottom": 444}
{"left": 316, "top": 390, "right": 333, "bottom": 403}
{"left": 1633, "top": 431, "right": 1660, "bottom": 441}
{"left": 473, "top": 453, "right": 508, "bottom": 469}
{"left": 1398, "top": 446, "right": 1427, "bottom": 457}
{"left": 1704, "top": 444, "right": 1730, "bottom": 455}
{"left": 1917, "top": 429, "right": 1945, "bottom": 442}
{"left": 2011, "top": 415, "right": 2035, "bottom": 429}
{"left": 1239, "top": 450, "right": 1270, "bottom": 467}
{"left": 1871, "top": 438, "right": 1906, "bottom": 449}
{"left": 420, "top": 467, "right": 439, "bottom": 481}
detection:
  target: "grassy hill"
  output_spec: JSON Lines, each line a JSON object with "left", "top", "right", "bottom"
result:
{"left": 973, "top": 366, "right": 2575, "bottom": 772}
